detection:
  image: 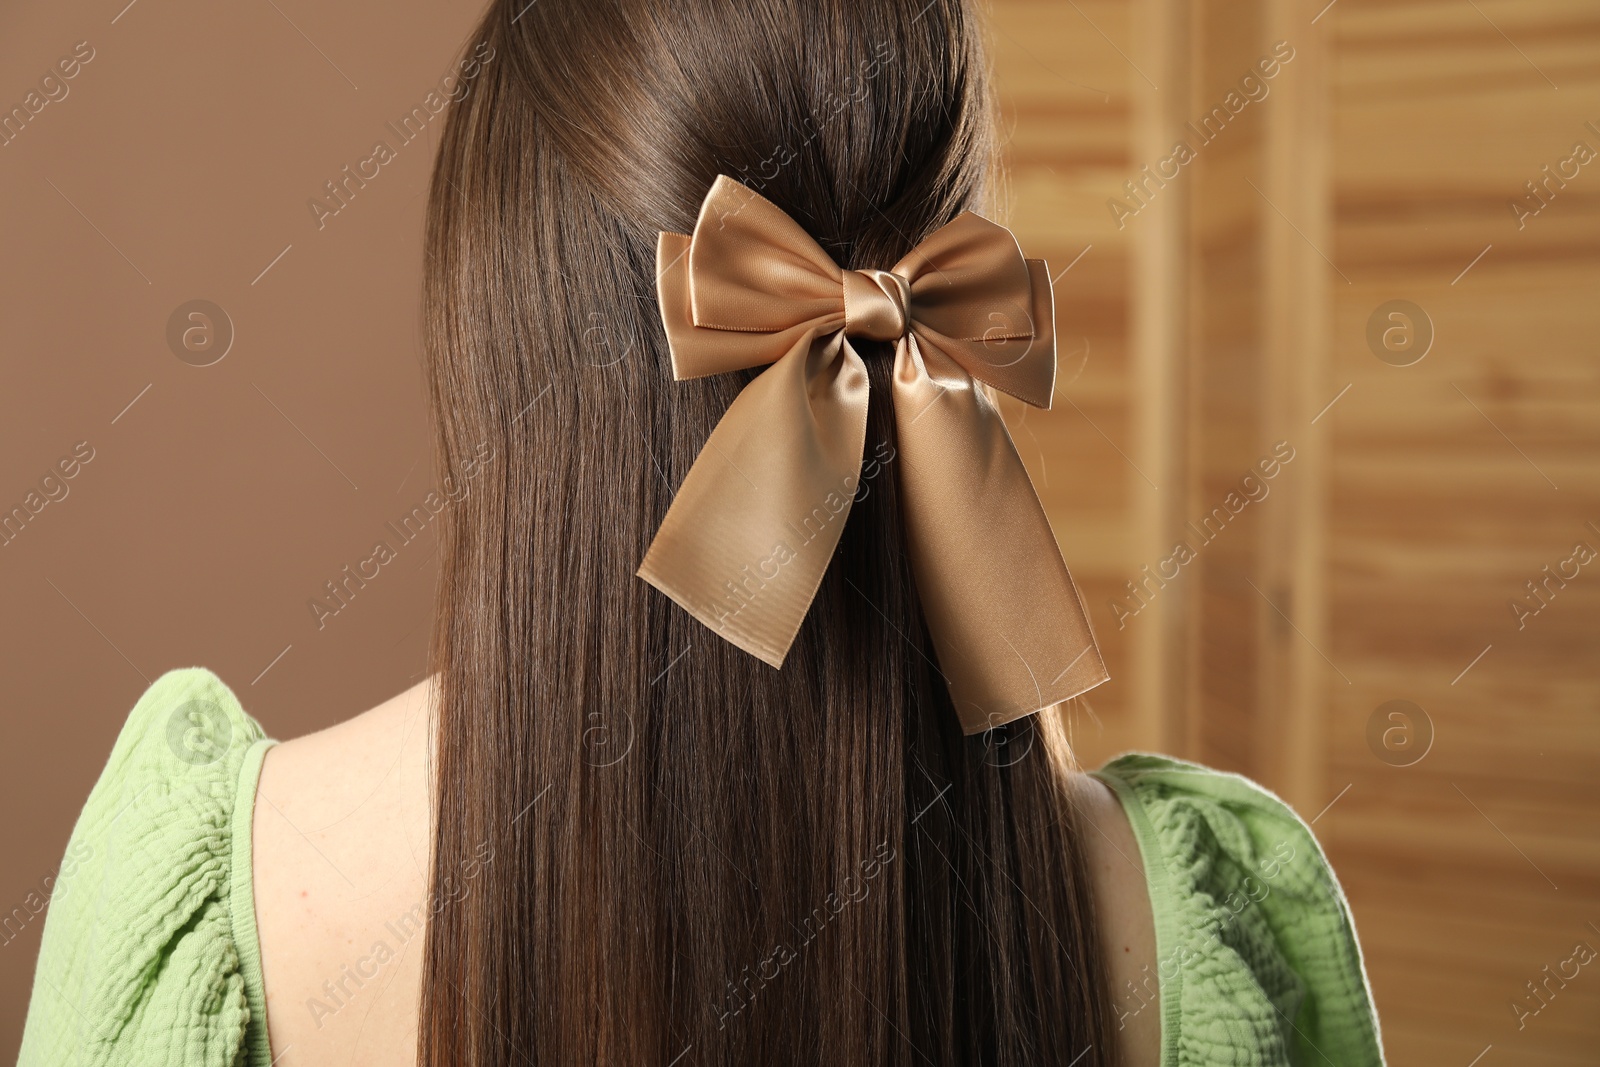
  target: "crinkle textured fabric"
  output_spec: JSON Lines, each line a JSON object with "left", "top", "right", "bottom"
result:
{"left": 1093, "top": 754, "right": 1386, "bottom": 1066}
{"left": 18, "top": 670, "right": 1384, "bottom": 1066}
{"left": 17, "top": 668, "right": 276, "bottom": 1067}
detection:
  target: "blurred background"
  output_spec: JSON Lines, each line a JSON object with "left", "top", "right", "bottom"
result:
{"left": 1, "top": 0, "right": 1595, "bottom": 1062}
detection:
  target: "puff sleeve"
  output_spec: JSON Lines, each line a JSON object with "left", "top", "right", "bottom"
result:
{"left": 1093, "top": 753, "right": 1385, "bottom": 1067}
{"left": 17, "top": 668, "right": 277, "bottom": 1067}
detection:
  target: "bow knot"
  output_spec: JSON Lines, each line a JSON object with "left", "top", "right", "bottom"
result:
{"left": 639, "top": 176, "right": 1108, "bottom": 734}
{"left": 843, "top": 269, "right": 911, "bottom": 341}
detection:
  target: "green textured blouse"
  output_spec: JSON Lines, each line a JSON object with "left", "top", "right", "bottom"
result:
{"left": 18, "top": 668, "right": 1385, "bottom": 1066}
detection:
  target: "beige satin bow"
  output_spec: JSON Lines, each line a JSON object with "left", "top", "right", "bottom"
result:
{"left": 638, "top": 175, "right": 1108, "bottom": 733}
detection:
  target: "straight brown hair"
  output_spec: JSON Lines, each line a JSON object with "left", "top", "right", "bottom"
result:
{"left": 418, "top": 1, "right": 1116, "bottom": 1063}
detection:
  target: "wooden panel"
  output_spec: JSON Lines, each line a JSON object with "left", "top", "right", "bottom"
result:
{"left": 990, "top": 0, "right": 1146, "bottom": 760}
{"left": 992, "top": 0, "right": 1600, "bottom": 1062}
{"left": 1128, "top": 0, "right": 1197, "bottom": 760}
{"left": 1121, "top": 0, "right": 1333, "bottom": 800}
{"left": 1325, "top": 2, "right": 1600, "bottom": 1064}
{"left": 1258, "top": 0, "right": 1335, "bottom": 811}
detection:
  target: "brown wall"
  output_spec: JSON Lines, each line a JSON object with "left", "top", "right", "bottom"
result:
{"left": 3, "top": 0, "right": 1597, "bottom": 1062}
{"left": 0, "top": 0, "right": 483, "bottom": 1053}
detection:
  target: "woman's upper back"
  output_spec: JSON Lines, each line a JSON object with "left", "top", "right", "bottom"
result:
{"left": 18, "top": 668, "right": 1385, "bottom": 1066}
{"left": 249, "top": 670, "right": 435, "bottom": 1066}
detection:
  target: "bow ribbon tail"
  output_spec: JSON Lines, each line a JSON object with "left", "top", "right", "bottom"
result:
{"left": 637, "top": 332, "right": 871, "bottom": 667}
{"left": 891, "top": 333, "right": 1109, "bottom": 734}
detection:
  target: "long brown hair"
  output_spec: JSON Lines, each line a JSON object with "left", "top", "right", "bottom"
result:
{"left": 418, "top": 1, "right": 1115, "bottom": 1064}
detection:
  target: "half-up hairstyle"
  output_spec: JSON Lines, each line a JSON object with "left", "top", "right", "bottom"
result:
{"left": 419, "top": 1, "right": 1116, "bottom": 1063}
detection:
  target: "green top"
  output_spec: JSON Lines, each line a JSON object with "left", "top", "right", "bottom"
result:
{"left": 18, "top": 668, "right": 1384, "bottom": 1066}
{"left": 1091, "top": 756, "right": 1385, "bottom": 1066}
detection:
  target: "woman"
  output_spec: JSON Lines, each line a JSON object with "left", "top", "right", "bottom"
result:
{"left": 18, "top": 0, "right": 1384, "bottom": 1064}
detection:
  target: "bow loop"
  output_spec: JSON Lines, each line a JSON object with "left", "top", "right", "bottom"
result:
{"left": 894, "top": 213, "right": 1057, "bottom": 410}
{"left": 684, "top": 176, "right": 844, "bottom": 335}
{"left": 895, "top": 211, "right": 1035, "bottom": 337}
{"left": 640, "top": 176, "right": 1108, "bottom": 733}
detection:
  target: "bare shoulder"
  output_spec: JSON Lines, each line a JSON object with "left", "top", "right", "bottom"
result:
{"left": 1065, "top": 769, "right": 1163, "bottom": 1067}
{"left": 252, "top": 675, "right": 437, "bottom": 1067}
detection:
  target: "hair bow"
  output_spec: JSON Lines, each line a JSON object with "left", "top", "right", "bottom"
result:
{"left": 637, "top": 175, "right": 1107, "bottom": 733}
